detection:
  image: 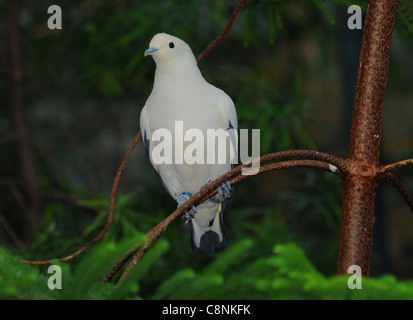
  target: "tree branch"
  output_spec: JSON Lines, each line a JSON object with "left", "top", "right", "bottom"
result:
{"left": 380, "top": 159, "right": 413, "bottom": 173}
{"left": 106, "top": 156, "right": 343, "bottom": 284}
{"left": 196, "top": 0, "right": 252, "bottom": 63}
{"left": 20, "top": 131, "right": 142, "bottom": 264}
{"left": 383, "top": 172, "right": 413, "bottom": 213}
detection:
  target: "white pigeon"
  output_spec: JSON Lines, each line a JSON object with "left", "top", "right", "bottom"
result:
{"left": 140, "top": 33, "right": 238, "bottom": 254}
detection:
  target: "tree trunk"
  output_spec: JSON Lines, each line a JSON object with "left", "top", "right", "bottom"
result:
{"left": 337, "top": 0, "right": 398, "bottom": 276}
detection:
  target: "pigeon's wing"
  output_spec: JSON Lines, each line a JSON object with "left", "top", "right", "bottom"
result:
{"left": 216, "top": 90, "right": 238, "bottom": 169}
{"left": 140, "top": 105, "right": 172, "bottom": 197}
{"left": 140, "top": 105, "right": 154, "bottom": 167}
{"left": 216, "top": 90, "right": 238, "bottom": 131}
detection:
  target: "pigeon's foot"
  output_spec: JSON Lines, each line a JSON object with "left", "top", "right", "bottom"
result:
{"left": 217, "top": 181, "right": 232, "bottom": 199}
{"left": 177, "top": 192, "right": 197, "bottom": 222}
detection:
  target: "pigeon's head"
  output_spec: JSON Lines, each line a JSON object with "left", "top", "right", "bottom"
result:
{"left": 144, "top": 33, "right": 196, "bottom": 69}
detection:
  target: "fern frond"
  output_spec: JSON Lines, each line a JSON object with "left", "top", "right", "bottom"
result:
{"left": 267, "top": 2, "right": 283, "bottom": 44}
{"left": 307, "top": 0, "right": 336, "bottom": 25}
{"left": 243, "top": 0, "right": 259, "bottom": 47}
{"left": 397, "top": 0, "right": 413, "bottom": 37}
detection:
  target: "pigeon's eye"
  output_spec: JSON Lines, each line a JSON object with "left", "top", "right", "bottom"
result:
{"left": 169, "top": 42, "right": 175, "bottom": 49}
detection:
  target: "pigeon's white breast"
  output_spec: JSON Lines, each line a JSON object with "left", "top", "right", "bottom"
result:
{"left": 146, "top": 82, "right": 232, "bottom": 195}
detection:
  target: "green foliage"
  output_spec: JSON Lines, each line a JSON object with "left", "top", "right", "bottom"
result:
{"left": 242, "top": 0, "right": 413, "bottom": 46}
{"left": 308, "top": 0, "right": 337, "bottom": 25}
{"left": 236, "top": 70, "right": 315, "bottom": 154}
{"left": 0, "top": 248, "right": 48, "bottom": 299}
{"left": 397, "top": 0, "right": 413, "bottom": 38}
{"left": 278, "top": 170, "right": 342, "bottom": 275}
{"left": 244, "top": 0, "right": 285, "bottom": 47}
{"left": 2, "top": 241, "right": 413, "bottom": 300}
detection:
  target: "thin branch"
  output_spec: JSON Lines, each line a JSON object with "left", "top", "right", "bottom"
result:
{"left": 196, "top": 0, "right": 252, "bottom": 63}
{"left": 110, "top": 158, "right": 342, "bottom": 284}
{"left": 101, "top": 150, "right": 346, "bottom": 283}
{"left": 382, "top": 172, "right": 413, "bottom": 213}
{"left": 258, "top": 150, "right": 347, "bottom": 175}
{"left": 380, "top": 159, "right": 413, "bottom": 173}
{"left": 102, "top": 243, "right": 142, "bottom": 283}
{"left": 20, "top": 131, "right": 142, "bottom": 264}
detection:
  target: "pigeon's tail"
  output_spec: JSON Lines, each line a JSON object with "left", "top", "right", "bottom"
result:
{"left": 189, "top": 203, "right": 228, "bottom": 255}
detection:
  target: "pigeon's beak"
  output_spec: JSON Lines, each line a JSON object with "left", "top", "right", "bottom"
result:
{"left": 144, "top": 47, "right": 159, "bottom": 57}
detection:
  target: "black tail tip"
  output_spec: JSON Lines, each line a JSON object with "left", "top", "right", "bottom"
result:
{"left": 191, "top": 230, "right": 228, "bottom": 255}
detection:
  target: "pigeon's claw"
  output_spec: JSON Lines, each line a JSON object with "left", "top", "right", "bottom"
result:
{"left": 217, "top": 181, "right": 232, "bottom": 199}
{"left": 177, "top": 192, "right": 197, "bottom": 222}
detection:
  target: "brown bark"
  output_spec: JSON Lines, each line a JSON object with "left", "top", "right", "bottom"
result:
{"left": 337, "top": 0, "right": 399, "bottom": 276}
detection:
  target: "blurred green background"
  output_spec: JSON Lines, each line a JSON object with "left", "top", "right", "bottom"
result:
{"left": 1, "top": 0, "right": 413, "bottom": 299}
